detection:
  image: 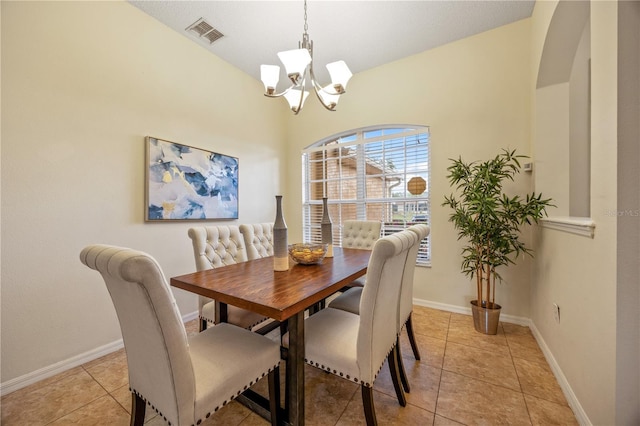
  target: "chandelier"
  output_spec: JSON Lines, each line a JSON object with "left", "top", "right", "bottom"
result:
{"left": 260, "top": 0, "right": 353, "bottom": 114}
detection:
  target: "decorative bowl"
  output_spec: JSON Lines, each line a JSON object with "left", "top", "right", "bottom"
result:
{"left": 288, "top": 243, "right": 328, "bottom": 265}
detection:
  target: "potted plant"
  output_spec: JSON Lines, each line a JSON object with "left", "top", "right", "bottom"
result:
{"left": 442, "top": 149, "right": 553, "bottom": 334}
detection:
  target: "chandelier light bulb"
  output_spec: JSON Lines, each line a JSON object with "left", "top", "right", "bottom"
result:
{"left": 260, "top": 65, "right": 280, "bottom": 95}
{"left": 284, "top": 88, "right": 309, "bottom": 113}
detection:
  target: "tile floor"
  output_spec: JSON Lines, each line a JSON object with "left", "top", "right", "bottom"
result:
{"left": 1, "top": 306, "right": 578, "bottom": 425}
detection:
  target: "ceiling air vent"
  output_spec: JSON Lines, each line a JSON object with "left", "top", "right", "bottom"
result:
{"left": 186, "top": 18, "right": 224, "bottom": 44}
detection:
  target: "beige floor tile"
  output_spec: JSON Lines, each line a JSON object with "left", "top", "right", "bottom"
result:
{"left": 443, "top": 341, "right": 521, "bottom": 391}
{"left": 434, "top": 414, "right": 465, "bottom": 425}
{"left": 411, "top": 309, "right": 451, "bottom": 341}
{"left": 399, "top": 329, "right": 446, "bottom": 369}
{"left": 0, "top": 368, "right": 107, "bottom": 425}
{"left": 513, "top": 357, "right": 568, "bottom": 405}
{"left": 83, "top": 349, "right": 129, "bottom": 392}
{"left": 198, "top": 400, "right": 255, "bottom": 425}
{"left": 503, "top": 324, "right": 547, "bottom": 364}
{"left": 107, "top": 385, "right": 160, "bottom": 424}
{"left": 436, "top": 370, "right": 531, "bottom": 425}
{"left": 502, "top": 322, "right": 531, "bottom": 336}
{"left": 81, "top": 347, "right": 126, "bottom": 370}
{"left": 374, "top": 357, "right": 441, "bottom": 413}
{"left": 239, "top": 411, "right": 272, "bottom": 425}
{"left": 304, "top": 366, "right": 359, "bottom": 425}
{"left": 524, "top": 394, "right": 578, "bottom": 426}
{"left": 506, "top": 333, "right": 547, "bottom": 364}
{"left": 447, "top": 314, "right": 510, "bottom": 356}
{"left": 413, "top": 306, "right": 452, "bottom": 322}
{"left": 48, "top": 394, "right": 130, "bottom": 425}
{"left": 336, "top": 388, "right": 435, "bottom": 426}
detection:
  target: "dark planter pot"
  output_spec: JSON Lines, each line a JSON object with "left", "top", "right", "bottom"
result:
{"left": 470, "top": 300, "right": 502, "bottom": 335}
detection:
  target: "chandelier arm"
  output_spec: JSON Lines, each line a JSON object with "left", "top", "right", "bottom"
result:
{"left": 263, "top": 83, "right": 299, "bottom": 98}
{"left": 308, "top": 67, "right": 338, "bottom": 111}
{"left": 291, "top": 75, "right": 306, "bottom": 114}
{"left": 308, "top": 67, "right": 342, "bottom": 95}
{"left": 311, "top": 86, "right": 337, "bottom": 112}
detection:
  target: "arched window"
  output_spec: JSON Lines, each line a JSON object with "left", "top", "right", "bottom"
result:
{"left": 302, "top": 125, "right": 431, "bottom": 265}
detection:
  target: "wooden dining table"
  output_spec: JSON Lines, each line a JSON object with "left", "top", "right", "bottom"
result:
{"left": 170, "top": 247, "right": 371, "bottom": 426}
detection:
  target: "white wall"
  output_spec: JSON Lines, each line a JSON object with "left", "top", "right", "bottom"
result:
{"left": 616, "top": 1, "right": 640, "bottom": 423}
{"left": 285, "top": 19, "right": 535, "bottom": 319}
{"left": 1, "top": 1, "right": 286, "bottom": 384}
{"left": 530, "top": 1, "right": 621, "bottom": 424}
{"left": 3, "top": 3, "right": 634, "bottom": 424}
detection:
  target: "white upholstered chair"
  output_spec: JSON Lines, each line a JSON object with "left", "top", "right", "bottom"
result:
{"left": 303, "top": 229, "right": 419, "bottom": 425}
{"left": 239, "top": 223, "right": 274, "bottom": 260}
{"left": 338, "top": 220, "right": 382, "bottom": 288}
{"left": 188, "top": 226, "right": 269, "bottom": 332}
{"left": 80, "top": 244, "right": 281, "bottom": 426}
{"left": 328, "top": 224, "right": 430, "bottom": 393}
{"left": 341, "top": 220, "right": 382, "bottom": 250}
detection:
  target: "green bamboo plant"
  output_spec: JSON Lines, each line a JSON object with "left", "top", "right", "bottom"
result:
{"left": 442, "top": 149, "right": 553, "bottom": 309}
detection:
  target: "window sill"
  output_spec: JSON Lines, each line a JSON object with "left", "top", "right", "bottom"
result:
{"left": 540, "top": 217, "right": 595, "bottom": 238}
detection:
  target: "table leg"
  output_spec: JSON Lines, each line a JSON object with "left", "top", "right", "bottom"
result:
{"left": 286, "top": 312, "right": 305, "bottom": 426}
{"left": 215, "top": 301, "right": 228, "bottom": 324}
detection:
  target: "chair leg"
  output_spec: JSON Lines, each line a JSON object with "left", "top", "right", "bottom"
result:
{"left": 268, "top": 365, "right": 281, "bottom": 426}
{"left": 130, "top": 393, "right": 145, "bottom": 426}
{"left": 387, "top": 347, "right": 407, "bottom": 407}
{"left": 199, "top": 318, "right": 208, "bottom": 332}
{"left": 396, "top": 337, "right": 410, "bottom": 393}
{"left": 406, "top": 313, "right": 421, "bottom": 360}
{"left": 361, "top": 385, "right": 378, "bottom": 426}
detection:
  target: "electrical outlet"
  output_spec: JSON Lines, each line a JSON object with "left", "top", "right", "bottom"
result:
{"left": 553, "top": 303, "right": 560, "bottom": 323}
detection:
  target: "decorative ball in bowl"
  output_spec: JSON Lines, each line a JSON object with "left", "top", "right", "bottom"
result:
{"left": 288, "top": 243, "right": 328, "bottom": 265}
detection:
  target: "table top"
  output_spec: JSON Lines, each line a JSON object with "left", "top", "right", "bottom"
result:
{"left": 170, "top": 247, "right": 370, "bottom": 322}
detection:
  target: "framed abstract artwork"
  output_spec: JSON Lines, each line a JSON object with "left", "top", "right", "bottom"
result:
{"left": 145, "top": 137, "right": 238, "bottom": 221}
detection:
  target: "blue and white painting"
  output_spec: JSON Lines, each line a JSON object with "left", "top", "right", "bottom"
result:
{"left": 146, "top": 137, "right": 238, "bottom": 220}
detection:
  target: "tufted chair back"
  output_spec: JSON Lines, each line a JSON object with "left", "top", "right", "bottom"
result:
{"left": 188, "top": 226, "right": 248, "bottom": 271}
{"left": 80, "top": 245, "right": 195, "bottom": 425}
{"left": 357, "top": 229, "right": 418, "bottom": 385}
{"left": 188, "top": 226, "right": 252, "bottom": 330}
{"left": 342, "top": 220, "right": 382, "bottom": 250}
{"left": 239, "top": 223, "right": 274, "bottom": 260}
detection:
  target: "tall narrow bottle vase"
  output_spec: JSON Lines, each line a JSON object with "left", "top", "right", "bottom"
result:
{"left": 321, "top": 197, "right": 334, "bottom": 257}
{"left": 273, "top": 195, "right": 289, "bottom": 271}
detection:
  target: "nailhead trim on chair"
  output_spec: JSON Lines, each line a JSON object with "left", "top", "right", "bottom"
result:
{"left": 130, "top": 363, "right": 279, "bottom": 426}
{"left": 304, "top": 343, "right": 397, "bottom": 388}
{"left": 198, "top": 315, "right": 270, "bottom": 330}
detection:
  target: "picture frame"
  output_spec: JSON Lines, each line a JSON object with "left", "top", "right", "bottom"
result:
{"left": 145, "top": 136, "right": 238, "bottom": 221}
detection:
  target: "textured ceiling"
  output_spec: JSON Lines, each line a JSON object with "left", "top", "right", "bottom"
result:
{"left": 129, "top": 1, "right": 535, "bottom": 84}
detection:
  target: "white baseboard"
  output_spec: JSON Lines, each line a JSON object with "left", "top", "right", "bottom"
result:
{"left": 412, "top": 297, "right": 530, "bottom": 326}
{"left": 0, "top": 310, "right": 199, "bottom": 397}
{"left": 0, "top": 339, "right": 125, "bottom": 397}
{"left": 412, "top": 297, "right": 589, "bottom": 425}
{"left": 528, "top": 322, "right": 591, "bottom": 426}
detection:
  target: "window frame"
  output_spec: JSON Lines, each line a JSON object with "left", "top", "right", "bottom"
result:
{"left": 301, "top": 125, "right": 431, "bottom": 266}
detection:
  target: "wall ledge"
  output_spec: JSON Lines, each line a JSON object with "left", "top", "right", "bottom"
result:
{"left": 540, "top": 216, "right": 595, "bottom": 238}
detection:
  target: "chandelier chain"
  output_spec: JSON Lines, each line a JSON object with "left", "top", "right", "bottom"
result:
{"left": 303, "top": 0, "right": 308, "bottom": 36}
